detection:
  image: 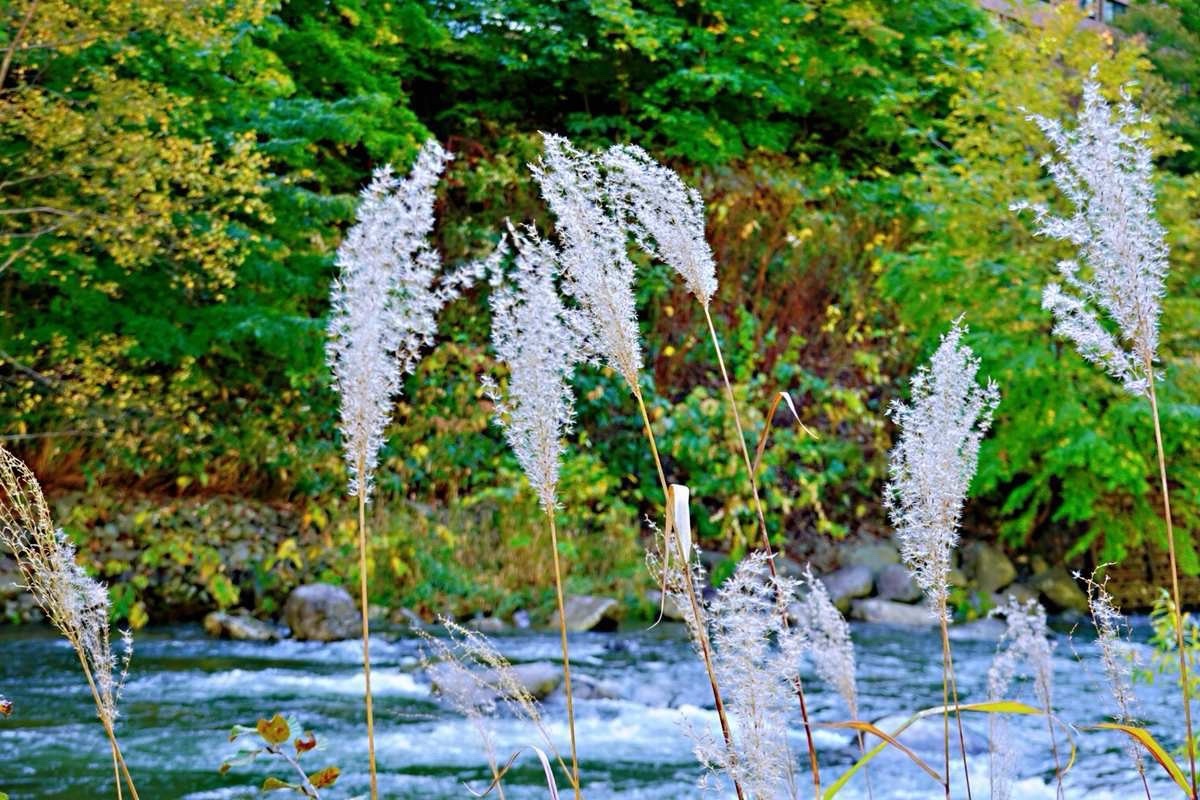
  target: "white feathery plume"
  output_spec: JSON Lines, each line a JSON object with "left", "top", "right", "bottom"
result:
{"left": 705, "top": 552, "right": 798, "bottom": 798}
{"left": 0, "top": 447, "right": 131, "bottom": 728}
{"left": 885, "top": 320, "right": 1000, "bottom": 619}
{"left": 794, "top": 564, "right": 859, "bottom": 718}
{"left": 987, "top": 597, "right": 1055, "bottom": 800}
{"left": 1079, "top": 572, "right": 1145, "bottom": 775}
{"left": 483, "top": 225, "right": 587, "bottom": 511}
{"left": 327, "top": 139, "right": 495, "bottom": 499}
{"left": 531, "top": 133, "right": 643, "bottom": 388}
{"left": 1013, "top": 74, "right": 1168, "bottom": 396}
{"left": 601, "top": 144, "right": 718, "bottom": 306}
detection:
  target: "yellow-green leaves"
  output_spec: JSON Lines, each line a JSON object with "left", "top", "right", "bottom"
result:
{"left": 1093, "top": 722, "right": 1192, "bottom": 796}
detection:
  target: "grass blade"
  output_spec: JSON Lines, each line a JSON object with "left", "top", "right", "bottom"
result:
{"left": 1092, "top": 723, "right": 1191, "bottom": 797}
{"left": 822, "top": 700, "right": 1044, "bottom": 799}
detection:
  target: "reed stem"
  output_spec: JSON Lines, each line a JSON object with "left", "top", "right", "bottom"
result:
{"left": 938, "top": 603, "right": 971, "bottom": 799}
{"left": 75, "top": 647, "right": 139, "bottom": 800}
{"left": 703, "top": 304, "right": 822, "bottom": 797}
{"left": 1146, "top": 365, "right": 1197, "bottom": 799}
{"left": 547, "top": 510, "right": 583, "bottom": 799}
{"left": 633, "top": 386, "right": 745, "bottom": 800}
{"left": 356, "top": 454, "right": 379, "bottom": 800}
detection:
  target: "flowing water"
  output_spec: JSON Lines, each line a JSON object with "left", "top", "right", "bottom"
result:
{"left": 0, "top": 618, "right": 1183, "bottom": 799}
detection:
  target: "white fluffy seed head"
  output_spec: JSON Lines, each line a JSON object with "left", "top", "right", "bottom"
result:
{"left": 327, "top": 139, "right": 467, "bottom": 500}
{"left": 885, "top": 321, "right": 999, "bottom": 619}
{"left": 485, "top": 225, "right": 587, "bottom": 511}
{"left": 987, "top": 597, "right": 1055, "bottom": 800}
{"left": 602, "top": 144, "right": 718, "bottom": 306}
{"left": 532, "top": 134, "right": 643, "bottom": 388}
{"left": 796, "top": 564, "right": 859, "bottom": 718}
{"left": 0, "top": 447, "right": 130, "bottom": 725}
{"left": 705, "top": 552, "right": 797, "bottom": 798}
{"left": 1014, "top": 73, "right": 1168, "bottom": 396}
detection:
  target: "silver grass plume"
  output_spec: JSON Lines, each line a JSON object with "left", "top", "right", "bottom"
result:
{"left": 483, "top": 225, "right": 587, "bottom": 510}
{"left": 1013, "top": 74, "right": 1168, "bottom": 396}
{"left": 794, "top": 564, "right": 859, "bottom": 718}
{"left": 1079, "top": 572, "right": 1145, "bottom": 775}
{"left": 885, "top": 321, "right": 1000, "bottom": 619}
{"left": 704, "top": 552, "right": 798, "bottom": 799}
{"left": 601, "top": 144, "right": 718, "bottom": 306}
{"left": 532, "top": 134, "right": 643, "bottom": 388}
{"left": 422, "top": 620, "right": 572, "bottom": 776}
{"left": 328, "top": 139, "right": 489, "bottom": 499}
{"left": 987, "top": 598, "right": 1055, "bottom": 800}
{"left": 0, "top": 447, "right": 131, "bottom": 728}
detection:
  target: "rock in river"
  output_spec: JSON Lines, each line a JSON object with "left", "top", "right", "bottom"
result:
{"left": 203, "top": 610, "right": 280, "bottom": 642}
{"left": 550, "top": 595, "right": 619, "bottom": 632}
{"left": 284, "top": 583, "right": 362, "bottom": 641}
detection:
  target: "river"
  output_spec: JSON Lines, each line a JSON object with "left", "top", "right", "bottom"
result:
{"left": 0, "top": 618, "right": 1183, "bottom": 798}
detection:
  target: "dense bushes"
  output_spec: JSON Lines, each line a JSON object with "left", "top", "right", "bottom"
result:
{"left": 0, "top": 0, "right": 1196, "bottom": 621}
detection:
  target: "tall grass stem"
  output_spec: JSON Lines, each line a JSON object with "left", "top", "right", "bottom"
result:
{"left": 1147, "top": 365, "right": 1197, "bottom": 798}
{"left": 356, "top": 454, "right": 379, "bottom": 800}
{"left": 547, "top": 511, "right": 582, "bottom": 799}
{"left": 702, "top": 305, "right": 822, "bottom": 797}
{"left": 938, "top": 604, "right": 972, "bottom": 799}
{"left": 632, "top": 388, "right": 744, "bottom": 800}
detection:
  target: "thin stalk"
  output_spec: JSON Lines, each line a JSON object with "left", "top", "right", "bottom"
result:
{"left": 547, "top": 510, "right": 582, "bottom": 799}
{"left": 938, "top": 603, "right": 972, "bottom": 799}
{"left": 632, "top": 387, "right": 745, "bottom": 800}
{"left": 1146, "top": 365, "right": 1197, "bottom": 799}
{"left": 356, "top": 454, "right": 379, "bottom": 800}
{"left": 703, "top": 305, "right": 822, "bottom": 797}
{"left": 111, "top": 742, "right": 123, "bottom": 800}
{"left": 1043, "top": 694, "right": 1063, "bottom": 800}
{"left": 75, "top": 648, "right": 139, "bottom": 800}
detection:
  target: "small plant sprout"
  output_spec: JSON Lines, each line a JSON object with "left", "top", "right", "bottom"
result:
{"left": 327, "top": 138, "right": 496, "bottom": 799}
{"left": 987, "top": 598, "right": 1060, "bottom": 800}
{"left": 885, "top": 320, "right": 999, "bottom": 798}
{"left": 484, "top": 223, "right": 588, "bottom": 798}
{"left": 0, "top": 446, "right": 137, "bottom": 800}
{"left": 603, "top": 145, "right": 822, "bottom": 788}
{"left": 220, "top": 713, "right": 340, "bottom": 798}
{"left": 1017, "top": 72, "right": 1196, "bottom": 796}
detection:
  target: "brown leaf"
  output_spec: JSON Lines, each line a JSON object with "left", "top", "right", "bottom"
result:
{"left": 310, "top": 766, "right": 340, "bottom": 789}
{"left": 294, "top": 732, "right": 317, "bottom": 753}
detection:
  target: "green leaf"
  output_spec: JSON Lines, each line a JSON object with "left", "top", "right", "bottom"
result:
{"left": 1091, "top": 723, "right": 1192, "bottom": 796}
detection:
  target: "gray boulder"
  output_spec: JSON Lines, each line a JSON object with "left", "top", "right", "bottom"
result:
{"left": 645, "top": 589, "right": 688, "bottom": 622}
{"left": 841, "top": 542, "right": 901, "bottom": 576}
{"left": 203, "top": 610, "right": 280, "bottom": 642}
{"left": 875, "top": 563, "right": 922, "bottom": 603}
{"left": 851, "top": 598, "right": 937, "bottom": 626}
{"left": 821, "top": 566, "right": 874, "bottom": 612}
{"left": 283, "top": 583, "right": 362, "bottom": 642}
{"left": 389, "top": 607, "right": 425, "bottom": 629}
{"left": 428, "top": 660, "right": 563, "bottom": 702}
{"left": 1030, "top": 567, "right": 1088, "bottom": 613}
{"left": 469, "top": 615, "right": 507, "bottom": 634}
{"left": 565, "top": 673, "right": 622, "bottom": 701}
{"left": 550, "top": 595, "right": 619, "bottom": 632}
{"left": 963, "top": 542, "right": 1017, "bottom": 595}
{"left": 991, "top": 583, "right": 1038, "bottom": 607}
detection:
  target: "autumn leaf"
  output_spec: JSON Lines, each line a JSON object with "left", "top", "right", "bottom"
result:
{"left": 256, "top": 714, "right": 290, "bottom": 746}
{"left": 310, "top": 766, "right": 340, "bottom": 789}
